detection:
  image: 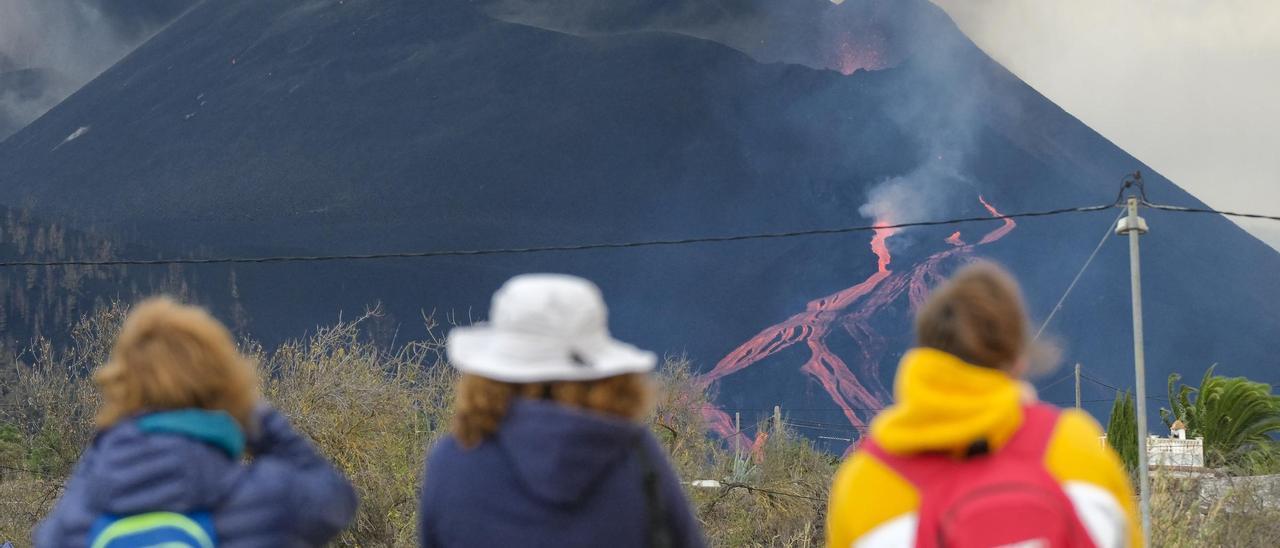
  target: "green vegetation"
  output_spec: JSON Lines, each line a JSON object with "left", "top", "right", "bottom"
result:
{"left": 1160, "top": 365, "right": 1280, "bottom": 470}
{"left": 1106, "top": 389, "right": 1139, "bottom": 474}
{"left": 1105, "top": 367, "right": 1280, "bottom": 546}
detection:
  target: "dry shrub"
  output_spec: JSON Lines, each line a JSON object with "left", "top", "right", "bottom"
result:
{"left": 0, "top": 477, "right": 64, "bottom": 543}
{"left": 1152, "top": 469, "right": 1280, "bottom": 547}
{"left": 0, "top": 303, "right": 457, "bottom": 547}
{"left": 1, "top": 304, "right": 845, "bottom": 548}
{"left": 258, "top": 307, "right": 456, "bottom": 546}
{"left": 0, "top": 303, "right": 123, "bottom": 544}
{"left": 653, "top": 358, "right": 833, "bottom": 548}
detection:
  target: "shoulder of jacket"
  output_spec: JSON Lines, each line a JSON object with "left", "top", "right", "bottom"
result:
{"left": 1054, "top": 408, "right": 1106, "bottom": 438}
{"left": 1046, "top": 410, "right": 1140, "bottom": 548}
{"left": 423, "top": 435, "right": 473, "bottom": 490}
{"left": 1043, "top": 409, "right": 1122, "bottom": 487}
{"left": 828, "top": 450, "right": 921, "bottom": 547}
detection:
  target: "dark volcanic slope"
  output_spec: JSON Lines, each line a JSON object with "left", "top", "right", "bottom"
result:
{"left": 0, "top": 0, "right": 1275, "bottom": 438}
{"left": 0, "top": 0, "right": 199, "bottom": 141}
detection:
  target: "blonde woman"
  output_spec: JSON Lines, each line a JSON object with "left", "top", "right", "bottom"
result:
{"left": 35, "top": 297, "right": 357, "bottom": 547}
{"left": 419, "top": 274, "right": 705, "bottom": 548}
{"left": 826, "top": 262, "right": 1139, "bottom": 548}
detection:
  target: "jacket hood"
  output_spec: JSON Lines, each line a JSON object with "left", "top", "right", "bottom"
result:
{"left": 496, "top": 399, "right": 644, "bottom": 505}
{"left": 870, "top": 348, "right": 1024, "bottom": 455}
{"left": 83, "top": 409, "right": 244, "bottom": 515}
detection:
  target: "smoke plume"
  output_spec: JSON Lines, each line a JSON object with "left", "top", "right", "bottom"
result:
{"left": 0, "top": 0, "right": 195, "bottom": 139}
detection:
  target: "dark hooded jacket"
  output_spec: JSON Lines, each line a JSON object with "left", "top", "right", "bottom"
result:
{"left": 419, "top": 399, "right": 705, "bottom": 548}
{"left": 34, "top": 407, "right": 357, "bottom": 547}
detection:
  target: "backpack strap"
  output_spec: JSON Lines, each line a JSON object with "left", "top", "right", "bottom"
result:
{"left": 999, "top": 404, "right": 1062, "bottom": 461}
{"left": 860, "top": 437, "right": 953, "bottom": 489}
{"left": 635, "top": 433, "right": 673, "bottom": 548}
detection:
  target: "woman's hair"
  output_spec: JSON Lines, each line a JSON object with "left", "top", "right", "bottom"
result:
{"left": 452, "top": 373, "right": 654, "bottom": 448}
{"left": 94, "top": 297, "right": 259, "bottom": 431}
{"left": 915, "top": 261, "right": 1030, "bottom": 370}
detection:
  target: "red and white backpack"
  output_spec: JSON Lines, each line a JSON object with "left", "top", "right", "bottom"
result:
{"left": 859, "top": 404, "right": 1097, "bottom": 548}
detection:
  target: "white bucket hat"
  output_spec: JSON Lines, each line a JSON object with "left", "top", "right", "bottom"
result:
{"left": 446, "top": 274, "right": 657, "bottom": 382}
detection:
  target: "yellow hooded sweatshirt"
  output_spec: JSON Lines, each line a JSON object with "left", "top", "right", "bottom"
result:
{"left": 826, "top": 348, "right": 1141, "bottom": 548}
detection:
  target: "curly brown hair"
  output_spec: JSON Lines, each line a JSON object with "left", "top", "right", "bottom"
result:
{"left": 451, "top": 372, "right": 654, "bottom": 448}
{"left": 94, "top": 297, "right": 259, "bottom": 432}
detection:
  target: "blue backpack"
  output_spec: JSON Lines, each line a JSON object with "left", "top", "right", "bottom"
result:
{"left": 87, "top": 511, "right": 217, "bottom": 548}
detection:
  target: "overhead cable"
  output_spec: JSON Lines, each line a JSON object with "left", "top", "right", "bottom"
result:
{"left": 1142, "top": 201, "right": 1280, "bottom": 222}
{"left": 0, "top": 203, "right": 1117, "bottom": 268}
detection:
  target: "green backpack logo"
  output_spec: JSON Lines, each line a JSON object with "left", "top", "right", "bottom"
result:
{"left": 88, "top": 511, "right": 216, "bottom": 548}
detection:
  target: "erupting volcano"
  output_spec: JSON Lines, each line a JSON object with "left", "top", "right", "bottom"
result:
{"left": 831, "top": 30, "right": 889, "bottom": 75}
{"left": 701, "top": 196, "right": 1017, "bottom": 452}
{"left": 0, "top": 0, "right": 1274, "bottom": 444}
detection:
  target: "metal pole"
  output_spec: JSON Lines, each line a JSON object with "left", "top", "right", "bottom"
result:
{"left": 1075, "top": 363, "right": 1082, "bottom": 409}
{"left": 1118, "top": 195, "right": 1152, "bottom": 546}
{"left": 735, "top": 412, "right": 741, "bottom": 460}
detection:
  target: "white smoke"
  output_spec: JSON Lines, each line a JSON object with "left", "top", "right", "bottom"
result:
{"left": 0, "top": 0, "right": 178, "bottom": 138}
{"left": 857, "top": 4, "right": 987, "bottom": 229}
{"left": 859, "top": 157, "right": 969, "bottom": 224}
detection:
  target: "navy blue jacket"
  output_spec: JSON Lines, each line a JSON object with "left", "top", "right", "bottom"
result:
{"left": 420, "top": 399, "right": 706, "bottom": 548}
{"left": 35, "top": 407, "right": 357, "bottom": 547}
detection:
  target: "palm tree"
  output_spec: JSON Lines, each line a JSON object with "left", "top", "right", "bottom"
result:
{"left": 1106, "top": 390, "right": 1138, "bottom": 474}
{"left": 1160, "top": 365, "right": 1280, "bottom": 468}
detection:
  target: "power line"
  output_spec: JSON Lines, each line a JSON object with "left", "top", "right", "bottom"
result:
{"left": 1080, "top": 372, "right": 1123, "bottom": 393}
{"left": 1036, "top": 372, "right": 1076, "bottom": 392}
{"left": 1142, "top": 201, "right": 1280, "bottom": 222}
{"left": 1079, "top": 372, "right": 1169, "bottom": 402}
{"left": 0, "top": 203, "right": 1116, "bottom": 268}
{"left": 697, "top": 406, "right": 886, "bottom": 413}
{"left": 1034, "top": 210, "right": 1125, "bottom": 340}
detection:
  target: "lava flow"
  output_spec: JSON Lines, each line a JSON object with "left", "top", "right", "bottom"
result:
{"left": 700, "top": 196, "right": 1018, "bottom": 453}
{"left": 831, "top": 30, "right": 888, "bottom": 75}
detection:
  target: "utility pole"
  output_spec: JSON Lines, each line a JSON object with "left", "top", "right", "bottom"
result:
{"left": 1116, "top": 189, "right": 1151, "bottom": 546}
{"left": 735, "top": 412, "right": 742, "bottom": 460}
{"left": 1074, "top": 363, "right": 1082, "bottom": 409}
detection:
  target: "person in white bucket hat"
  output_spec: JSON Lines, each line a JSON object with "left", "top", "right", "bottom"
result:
{"left": 446, "top": 273, "right": 658, "bottom": 382}
{"left": 419, "top": 274, "right": 705, "bottom": 548}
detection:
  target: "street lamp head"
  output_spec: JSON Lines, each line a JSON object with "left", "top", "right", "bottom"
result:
{"left": 1116, "top": 215, "right": 1149, "bottom": 236}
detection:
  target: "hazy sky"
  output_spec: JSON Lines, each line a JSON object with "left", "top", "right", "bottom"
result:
{"left": 932, "top": 0, "right": 1280, "bottom": 250}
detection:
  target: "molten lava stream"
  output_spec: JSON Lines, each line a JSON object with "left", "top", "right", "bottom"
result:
{"left": 699, "top": 201, "right": 1019, "bottom": 450}
{"left": 977, "top": 195, "right": 1016, "bottom": 244}
{"left": 698, "top": 223, "right": 900, "bottom": 440}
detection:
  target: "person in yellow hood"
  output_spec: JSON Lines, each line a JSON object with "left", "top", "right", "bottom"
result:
{"left": 827, "top": 262, "right": 1140, "bottom": 548}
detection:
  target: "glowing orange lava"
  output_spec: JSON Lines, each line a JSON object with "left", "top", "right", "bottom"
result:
{"left": 870, "top": 221, "right": 896, "bottom": 271}
{"left": 700, "top": 197, "right": 1019, "bottom": 454}
{"left": 832, "top": 31, "right": 887, "bottom": 75}
{"left": 978, "top": 195, "right": 1016, "bottom": 244}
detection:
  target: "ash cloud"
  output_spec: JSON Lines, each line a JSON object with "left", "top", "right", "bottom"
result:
{"left": 0, "top": 0, "right": 195, "bottom": 139}
{"left": 854, "top": 3, "right": 988, "bottom": 229}
{"left": 481, "top": 0, "right": 909, "bottom": 71}
{"left": 486, "top": 0, "right": 992, "bottom": 231}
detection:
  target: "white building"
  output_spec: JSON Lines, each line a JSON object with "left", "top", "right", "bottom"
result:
{"left": 1148, "top": 420, "right": 1205, "bottom": 468}
{"left": 1099, "top": 419, "right": 1206, "bottom": 469}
